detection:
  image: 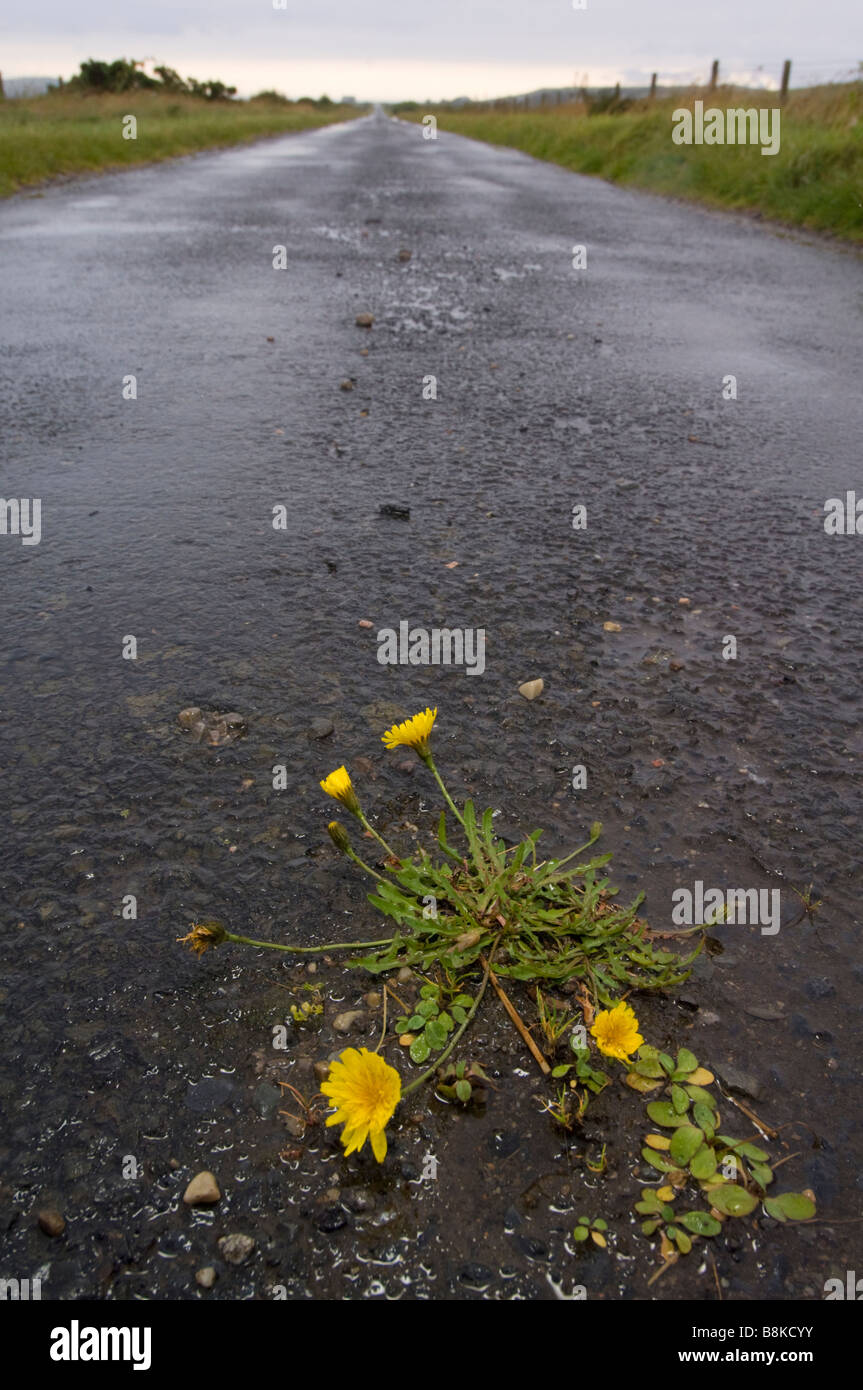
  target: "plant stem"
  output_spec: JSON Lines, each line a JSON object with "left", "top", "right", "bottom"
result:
{"left": 225, "top": 932, "right": 395, "bottom": 954}
{"left": 374, "top": 986, "right": 388, "bottom": 1053}
{"left": 345, "top": 844, "right": 391, "bottom": 884}
{"left": 422, "top": 753, "right": 466, "bottom": 829}
{"left": 485, "top": 960, "right": 550, "bottom": 1076}
{"left": 402, "top": 934, "right": 499, "bottom": 1096}
{"left": 357, "top": 812, "right": 401, "bottom": 863}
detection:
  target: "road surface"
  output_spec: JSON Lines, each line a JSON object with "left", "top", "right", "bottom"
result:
{"left": 0, "top": 108, "right": 861, "bottom": 1300}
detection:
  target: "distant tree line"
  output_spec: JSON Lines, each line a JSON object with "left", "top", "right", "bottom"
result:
{"left": 59, "top": 60, "right": 340, "bottom": 106}
{"left": 63, "top": 58, "right": 237, "bottom": 100}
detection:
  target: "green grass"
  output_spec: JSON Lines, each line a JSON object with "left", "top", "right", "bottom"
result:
{"left": 401, "top": 85, "right": 863, "bottom": 242}
{"left": 0, "top": 90, "right": 365, "bottom": 197}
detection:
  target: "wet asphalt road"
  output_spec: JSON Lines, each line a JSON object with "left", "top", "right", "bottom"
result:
{"left": 1, "top": 108, "right": 862, "bottom": 1301}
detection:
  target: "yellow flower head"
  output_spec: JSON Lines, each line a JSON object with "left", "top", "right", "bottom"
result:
{"left": 320, "top": 1046, "right": 401, "bottom": 1163}
{"left": 177, "top": 920, "right": 227, "bottom": 957}
{"left": 319, "top": 765, "right": 360, "bottom": 815}
{"left": 590, "top": 1001, "right": 644, "bottom": 1061}
{"left": 381, "top": 706, "right": 437, "bottom": 758}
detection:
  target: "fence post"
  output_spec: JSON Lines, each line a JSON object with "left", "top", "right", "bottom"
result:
{"left": 709, "top": 59, "right": 719, "bottom": 91}
{"left": 780, "top": 59, "right": 791, "bottom": 101}
{"left": 649, "top": 72, "right": 657, "bottom": 101}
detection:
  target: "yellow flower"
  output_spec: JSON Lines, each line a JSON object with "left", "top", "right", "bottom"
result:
{"left": 590, "top": 1001, "right": 644, "bottom": 1061}
{"left": 177, "top": 921, "right": 227, "bottom": 957}
{"left": 319, "top": 765, "right": 360, "bottom": 815}
{"left": 320, "top": 1047, "right": 401, "bottom": 1162}
{"left": 381, "top": 706, "right": 437, "bottom": 757}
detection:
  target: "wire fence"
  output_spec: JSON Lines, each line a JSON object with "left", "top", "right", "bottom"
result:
{"left": 465, "top": 58, "right": 861, "bottom": 110}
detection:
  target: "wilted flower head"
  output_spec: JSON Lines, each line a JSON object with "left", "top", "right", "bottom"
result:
{"left": 177, "top": 920, "right": 227, "bottom": 957}
{"left": 320, "top": 1046, "right": 401, "bottom": 1162}
{"left": 319, "top": 765, "right": 360, "bottom": 815}
{"left": 381, "top": 707, "right": 437, "bottom": 758}
{"left": 589, "top": 1001, "right": 643, "bottom": 1061}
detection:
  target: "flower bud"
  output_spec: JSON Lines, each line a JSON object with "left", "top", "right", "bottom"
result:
{"left": 327, "top": 820, "right": 352, "bottom": 855}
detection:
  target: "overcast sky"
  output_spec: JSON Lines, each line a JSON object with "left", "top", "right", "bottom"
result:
{"left": 4, "top": 0, "right": 860, "bottom": 101}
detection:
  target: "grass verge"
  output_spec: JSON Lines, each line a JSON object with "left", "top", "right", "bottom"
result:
{"left": 399, "top": 85, "right": 863, "bottom": 242}
{"left": 0, "top": 90, "right": 365, "bottom": 197}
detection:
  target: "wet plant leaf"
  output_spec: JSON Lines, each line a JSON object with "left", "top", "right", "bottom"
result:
{"left": 645, "top": 1133, "right": 672, "bottom": 1150}
{"left": 679, "top": 1211, "right": 722, "bottom": 1237}
{"left": 668, "top": 1226, "right": 692, "bottom": 1254}
{"left": 763, "top": 1192, "right": 815, "bottom": 1222}
{"left": 675, "top": 1048, "right": 698, "bottom": 1074}
{"left": 670, "top": 1125, "right": 704, "bottom": 1166}
{"left": 692, "top": 1102, "right": 717, "bottom": 1137}
{"left": 709, "top": 1184, "right": 758, "bottom": 1217}
{"left": 642, "top": 1147, "right": 678, "bottom": 1173}
{"left": 749, "top": 1161, "right": 774, "bottom": 1188}
{"left": 455, "top": 1079, "right": 472, "bottom": 1103}
{"left": 687, "top": 1067, "right": 714, "bottom": 1086}
{"left": 684, "top": 1083, "right": 717, "bottom": 1107}
{"left": 689, "top": 1145, "right": 718, "bottom": 1181}
{"left": 670, "top": 1084, "right": 690, "bottom": 1114}
{"left": 625, "top": 1071, "right": 663, "bottom": 1093}
{"left": 736, "top": 1141, "right": 770, "bottom": 1163}
{"left": 424, "top": 1017, "right": 447, "bottom": 1049}
{"left": 635, "top": 1191, "right": 663, "bottom": 1214}
{"left": 409, "top": 1035, "right": 430, "bottom": 1064}
{"left": 646, "top": 1100, "right": 690, "bottom": 1128}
